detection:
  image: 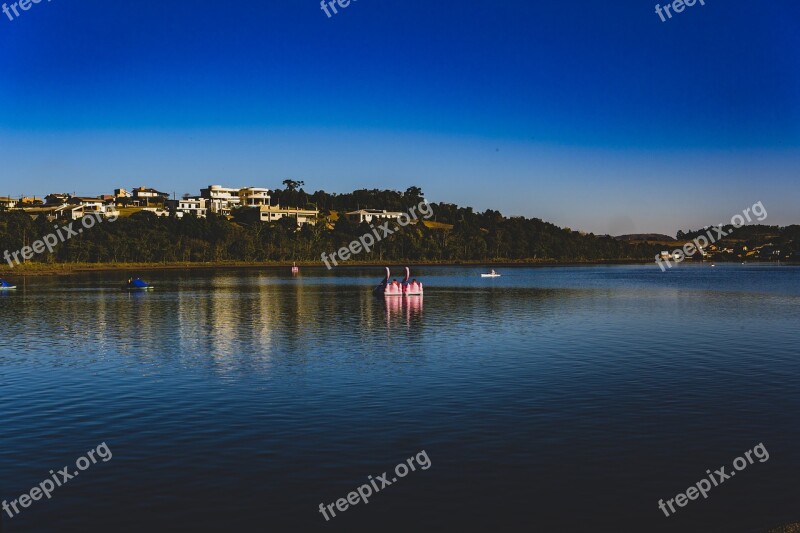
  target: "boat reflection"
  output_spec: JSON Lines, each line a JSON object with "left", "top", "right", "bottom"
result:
{"left": 384, "top": 295, "right": 423, "bottom": 329}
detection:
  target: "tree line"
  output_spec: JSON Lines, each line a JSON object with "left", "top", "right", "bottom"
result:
{"left": 0, "top": 185, "right": 716, "bottom": 265}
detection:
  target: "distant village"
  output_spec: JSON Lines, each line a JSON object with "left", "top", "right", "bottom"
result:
{"left": 0, "top": 185, "right": 409, "bottom": 228}
{"left": 658, "top": 243, "right": 786, "bottom": 262}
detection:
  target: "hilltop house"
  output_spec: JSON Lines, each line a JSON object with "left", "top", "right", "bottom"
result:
{"left": 166, "top": 197, "right": 209, "bottom": 218}
{"left": 346, "top": 209, "right": 405, "bottom": 224}
{"left": 239, "top": 187, "right": 271, "bottom": 207}
{"left": 68, "top": 196, "right": 116, "bottom": 217}
{"left": 22, "top": 204, "right": 85, "bottom": 222}
{"left": 200, "top": 185, "right": 273, "bottom": 215}
{"left": 258, "top": 205, "right": 318, "bottom": 227}
{"left": 44, "top": 193, "right": 71, "bottom": 206}
{"left": 131, "top": 187, "right": 170, "bottom": 207}
{"left": 19, "top": 197, "right": 44, "bottom": 206}
{"left": 114, "top": 188, "right": 131, "bottom": 200}
{"left": 201, "top": 185, "right": 242, "bottom": 215}
{"left": 0, "top": 197, "right": 17, "bottom": 210}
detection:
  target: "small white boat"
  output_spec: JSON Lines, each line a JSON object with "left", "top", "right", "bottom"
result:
{"left": 481, "top": 270, "right": 501, "bottom": 278}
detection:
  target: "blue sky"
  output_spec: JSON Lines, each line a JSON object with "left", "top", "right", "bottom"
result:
{"left": 0, "top": 0, "right": 798, "bottom": 235}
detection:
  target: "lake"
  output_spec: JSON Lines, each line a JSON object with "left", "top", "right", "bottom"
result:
{"left": 1, "top": 264, "right": 798, "bottom": 532}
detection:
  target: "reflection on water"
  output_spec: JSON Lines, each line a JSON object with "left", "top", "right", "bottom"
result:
{"left": 1, "top": 265, "right": 799, "bottom": 532}
{"left": 384, "top": 295, "right": 423, "bottom": 331}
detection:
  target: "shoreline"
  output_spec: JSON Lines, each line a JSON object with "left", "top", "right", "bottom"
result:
{"left": 2, "top": 258, "right": 793, "bottom": 278}
{"left": 0, "top": 259, "right": 656, "bottom": 277}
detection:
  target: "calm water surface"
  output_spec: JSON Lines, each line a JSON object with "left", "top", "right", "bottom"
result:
{"left": 1, "top": 265, "right": 799, "bottom": 532}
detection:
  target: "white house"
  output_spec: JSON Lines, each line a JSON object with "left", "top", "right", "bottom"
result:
{"left": 0, "top": 197, "right": 17, "bottom": 210}
{"left": 259, "top": 205, "right": 318, "bottom": 227}
{"left": 346, "top": 209, "right": 405, "bottom": 224}
{"left": 166, "top": 198, "right": 208, "bottom": 218}
{"left": 201, "top": 185, "right": 242, "bottom": 215}
{"left": 239, "top": 187, "right": 271, "bottom": 207}
{"left": 68, "top": 197, "right": 103, "bottom": 213}
{"left": 55, "top": 204, "right": 86, "bottom": 221}
{"left": 200, "top": 185, "right": 273, "bottom": 215}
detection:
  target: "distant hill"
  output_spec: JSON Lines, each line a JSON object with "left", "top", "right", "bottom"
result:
{"left": 615, "top": 234, "right": 676, "bottom": 242}
{"left": 0, "top": 186, "right": 667, "bottom": 266}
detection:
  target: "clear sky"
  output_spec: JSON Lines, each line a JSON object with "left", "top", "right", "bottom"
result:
{"left": 0, "top": 0, "right": 798, "bottom": 235}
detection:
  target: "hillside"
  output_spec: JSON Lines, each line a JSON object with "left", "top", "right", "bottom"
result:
{"left": 2, "top": 187, "right": 796, "bottom": 267}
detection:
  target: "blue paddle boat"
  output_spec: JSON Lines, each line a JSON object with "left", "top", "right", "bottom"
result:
{"left": 124, "top": 278, "right": 154, "bottom": 291}
{"left": 0, "top": 279, "right": 16, "bottom": 290}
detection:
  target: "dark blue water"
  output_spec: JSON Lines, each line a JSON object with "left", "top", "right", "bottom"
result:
{"left": 1, "top": 265, "right": 799, "bottom": 532}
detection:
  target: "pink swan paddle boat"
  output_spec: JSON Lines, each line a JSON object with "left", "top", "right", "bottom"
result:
{"left": 373, "top": 267, "right": 423, "bottom": 297}
{"left": 401, "top": 267, "right": 423, "bottom": 296}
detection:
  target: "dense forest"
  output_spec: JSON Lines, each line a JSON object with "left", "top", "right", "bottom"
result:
{"left": 1, "top": 185, "right": 794, "bottom": 266}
